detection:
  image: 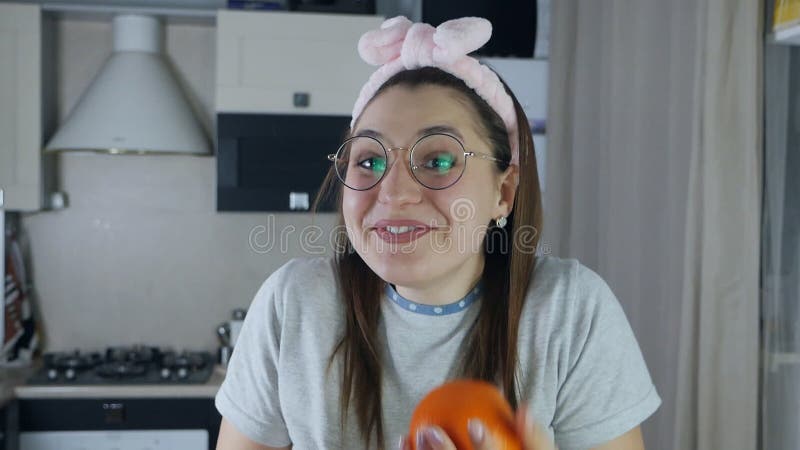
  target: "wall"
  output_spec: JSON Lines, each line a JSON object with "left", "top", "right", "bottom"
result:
{"left": 21, "top": 18, "right": 338, "bottom": 352}
{"left": 19, "top": 15, "right": 548, "bottom": 353}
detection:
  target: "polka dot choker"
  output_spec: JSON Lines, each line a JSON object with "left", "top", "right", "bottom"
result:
{"left": 385, "top": 281, "right": 482, "bottom": 316}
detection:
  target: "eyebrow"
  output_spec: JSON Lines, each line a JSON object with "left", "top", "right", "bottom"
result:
{"left": 354, "top": 125, "right": 465, "bottom": 143}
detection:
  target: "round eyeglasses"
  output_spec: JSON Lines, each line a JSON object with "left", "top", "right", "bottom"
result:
{"left": 326, "top": 133, "right": 507, "bottom": 191}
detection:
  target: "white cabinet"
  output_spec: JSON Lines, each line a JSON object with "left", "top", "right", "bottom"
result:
{"left": 216, "top": 10, "right": 383, "bottom": 115}
{"left": 0, "top": 3, "right": 51, "bottom": 212}
{"left": 480, "top": 57, "right": 549, "bottom": 191}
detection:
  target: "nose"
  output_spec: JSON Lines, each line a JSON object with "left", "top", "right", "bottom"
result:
{"left": 377, "top": 151, "right": 422, "bottom": 205}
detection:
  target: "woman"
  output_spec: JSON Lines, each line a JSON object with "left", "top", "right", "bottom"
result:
{"left": 215, "top": 16, "right": 661, "bottom": 450}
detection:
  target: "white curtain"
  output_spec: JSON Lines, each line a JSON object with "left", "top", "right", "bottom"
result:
{"left": 545, "top": 1, "right": 761, "bottom": 449}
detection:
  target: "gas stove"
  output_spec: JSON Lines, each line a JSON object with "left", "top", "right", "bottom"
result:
{"left": 27, "top": 345, "right": 214, "bottom": 385}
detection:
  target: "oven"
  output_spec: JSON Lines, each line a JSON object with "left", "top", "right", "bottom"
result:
{"left": 13, "top": 346, "right": 222, "bottom": 450}
{"left": 16, "top": 398, "right": 220, "bottom": 450}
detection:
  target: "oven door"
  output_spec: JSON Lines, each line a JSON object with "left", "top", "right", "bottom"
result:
{"left": 21, "top": 429, "right": 207, "bottom": 449}
{"left": 17, "top": 398, "right": 221, "bottom": 450}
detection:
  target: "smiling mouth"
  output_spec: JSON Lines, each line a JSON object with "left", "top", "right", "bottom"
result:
{"left": 384, "top": 225, "right": 420, "bottom": 234}
{"left": 373, "top": 225, "right": 432, "bottom": 243}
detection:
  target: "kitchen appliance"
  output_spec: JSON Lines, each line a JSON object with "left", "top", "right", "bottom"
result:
{"left": 216, "top": 322, "right": 233, "bottom": 368}
{"left": 27, "top": 346, "right": 213, "bottom": 385}
{"left": 17, "top": 345, "right": 221, "bottom": 450}
{"left": 215, "top": 308, "right": 246, "bottom": 368}
{"left": 17, "top": 398, "right": 220, "bottom": 450}
{"left": 228, "top": 308, "right": 246, "bottom": 347}
{"left": 44, "top": 14, "right": 210, "bottom": 155}
{"left": 215, "top": 11, "right": 380, "bottom": 212}
{"left": 216, "top": 113, "right": 344, "bottom": 211}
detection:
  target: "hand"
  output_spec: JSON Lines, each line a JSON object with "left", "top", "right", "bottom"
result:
{"left": 399, "top": 404, "right": 558, "bottom": 450}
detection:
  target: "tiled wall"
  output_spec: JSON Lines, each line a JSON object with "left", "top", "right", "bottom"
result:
{"left": 22, "top": 18, "right": 338, "bottom": 352}
{"left": 20, "top": 15, "right": 548, "bottom": 353}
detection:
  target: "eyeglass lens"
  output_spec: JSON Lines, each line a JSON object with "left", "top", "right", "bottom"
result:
{"left": 333, "top": 134, "right": 467, "bottom": 190}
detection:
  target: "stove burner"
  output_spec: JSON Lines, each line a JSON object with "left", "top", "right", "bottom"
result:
{"left": 96, "top": 362, "right": 148, "bottom": 378}
{"left": 105, "top": 346, "right": 159, "bottom": 365}
{"left": 30, "top": 345, "right": 214, "bottom": 385}
{"left": 46, "top": 351, "right": 102, "bottom": 371}
{"left": 162, "top": 352, "right": 208, "bottom": 371}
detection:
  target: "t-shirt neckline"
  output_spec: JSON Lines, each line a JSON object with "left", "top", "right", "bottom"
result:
{"left": 384, "top": 281, "right": 482, "bottom": 316}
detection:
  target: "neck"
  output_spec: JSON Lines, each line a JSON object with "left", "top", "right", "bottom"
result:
{"left": 394, "top": 254, "right": 484, "bottom": 306}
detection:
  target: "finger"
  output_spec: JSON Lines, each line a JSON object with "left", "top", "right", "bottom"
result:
{"left": 398, "top": 435, "right": 412, "bottom": 450}
{"left": 515, "top": 406, "right": 557, "bottom": 450}
{"left": 467, "top": 418, "right": 499, "bottom": 450}
{"left": 415, "top": 425, "right": 456, "bottom": 450}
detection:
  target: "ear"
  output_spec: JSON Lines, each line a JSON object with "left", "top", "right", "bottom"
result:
{"left": 494, "top": 164, "right": 519, "bottom": 218}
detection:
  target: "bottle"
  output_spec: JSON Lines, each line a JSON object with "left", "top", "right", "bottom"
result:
{"left": 229, "top": 308, "right": 247, "bottom": 347}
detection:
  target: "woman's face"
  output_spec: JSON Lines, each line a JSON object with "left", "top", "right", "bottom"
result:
{"left": 343, "top": 84, "right": 517, "bottom": 303}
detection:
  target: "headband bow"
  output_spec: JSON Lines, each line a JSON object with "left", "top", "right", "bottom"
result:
{"left": 351, "top": 16, "right": 520, "bottom": 166}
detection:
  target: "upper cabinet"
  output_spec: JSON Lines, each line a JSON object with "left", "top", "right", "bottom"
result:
{"left": 215, "top": 11, "right": 383, "bottom": 115}
{"left": 0, "top": 3, "right": 51, "bottom": 212}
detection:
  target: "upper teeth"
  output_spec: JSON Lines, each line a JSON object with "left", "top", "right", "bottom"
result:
{"left": 386, "top": 226, "right": 416, "bottom": 234}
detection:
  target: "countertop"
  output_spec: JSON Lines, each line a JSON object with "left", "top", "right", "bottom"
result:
{"left": 3, "top": 364, "right": 226, "bottom": 401}
{"left": 0, "top": 363, "right": 39, "bottom": 408}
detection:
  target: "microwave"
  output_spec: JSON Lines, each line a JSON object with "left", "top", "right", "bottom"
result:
{"left": 214, "top": 12, "right": 382, "bottom": 212}
{"left": 216, "top": 113, "right": 347, "bottom": 212}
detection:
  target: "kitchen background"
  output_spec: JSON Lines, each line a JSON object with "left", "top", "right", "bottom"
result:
{"left": 4, "top": 0, "right": 795, "bottom": 450}
{"left": 20, "top": 14, "right": 340, "bottom": 351}
{"left": 4, "top": 0, "right": 548, "bottom": 353}
{"left": 0, "top": 2, "right": 550, "bottom": 447}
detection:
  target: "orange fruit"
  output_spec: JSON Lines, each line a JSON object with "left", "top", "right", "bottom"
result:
{"left": 408, "top": 379, "right": 522, "bottom": 450}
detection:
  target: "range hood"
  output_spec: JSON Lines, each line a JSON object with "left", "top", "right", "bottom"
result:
{"left": 45, "top": 14, "right": 210, "bottom": 155}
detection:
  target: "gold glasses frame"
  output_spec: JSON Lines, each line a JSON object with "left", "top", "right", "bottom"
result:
{"left": 326, "top": 133, "right": 507, "bottom": 191}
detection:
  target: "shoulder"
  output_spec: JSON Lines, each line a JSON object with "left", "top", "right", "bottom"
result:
{"left": 526, "top": 255, "right": 615, "bottom": 312}
{"left": 518, "top": 257, "right": 660, "bottom": 441}
{"left": 259, "top": 255, "right": 337, "bottom": 292}
{"left": 521, "top": 255, "right": 629, "bottom": 353}
{"left": 251, "top": 256, "right": 339, "bottom": 319}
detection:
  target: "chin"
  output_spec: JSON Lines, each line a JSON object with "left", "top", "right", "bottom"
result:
{"left": 370, "top": 264, "right": 429, "bottom": 289}
{"left": 359, "top": 248, "right": 443, "bottom": 286}
{"left": 363, "top": 251, "right": 427, "bottom": 280}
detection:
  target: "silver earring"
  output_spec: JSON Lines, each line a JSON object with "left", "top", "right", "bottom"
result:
{"left": 495, "top": 216, "right": 507, "bottom": 229}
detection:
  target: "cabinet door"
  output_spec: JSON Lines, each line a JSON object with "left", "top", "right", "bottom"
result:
{"left": 0, "top": 3, "right": 42, "bottom": 211}
{"left": 216, "top": 11, "right": 383, "bottom": 115}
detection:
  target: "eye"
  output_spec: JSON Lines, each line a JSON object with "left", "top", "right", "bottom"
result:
{"left": 357, "top": 156, "right": 387, "bottom": 173}
{"left": 422, "top": 152, "right": 456, "bottom": 173}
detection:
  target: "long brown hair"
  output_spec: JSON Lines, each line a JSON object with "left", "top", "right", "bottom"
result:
{"left": 312, "top": 66, "right": 543, "bottom": 449}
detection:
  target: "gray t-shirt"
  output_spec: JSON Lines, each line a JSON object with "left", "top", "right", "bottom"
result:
{"left": 215, "top": 255, "right": 661, "bottom": 449}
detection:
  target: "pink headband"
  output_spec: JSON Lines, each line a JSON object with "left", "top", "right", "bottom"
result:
{"left": 351, "top": 16, "right": 520, "bottom": 166}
